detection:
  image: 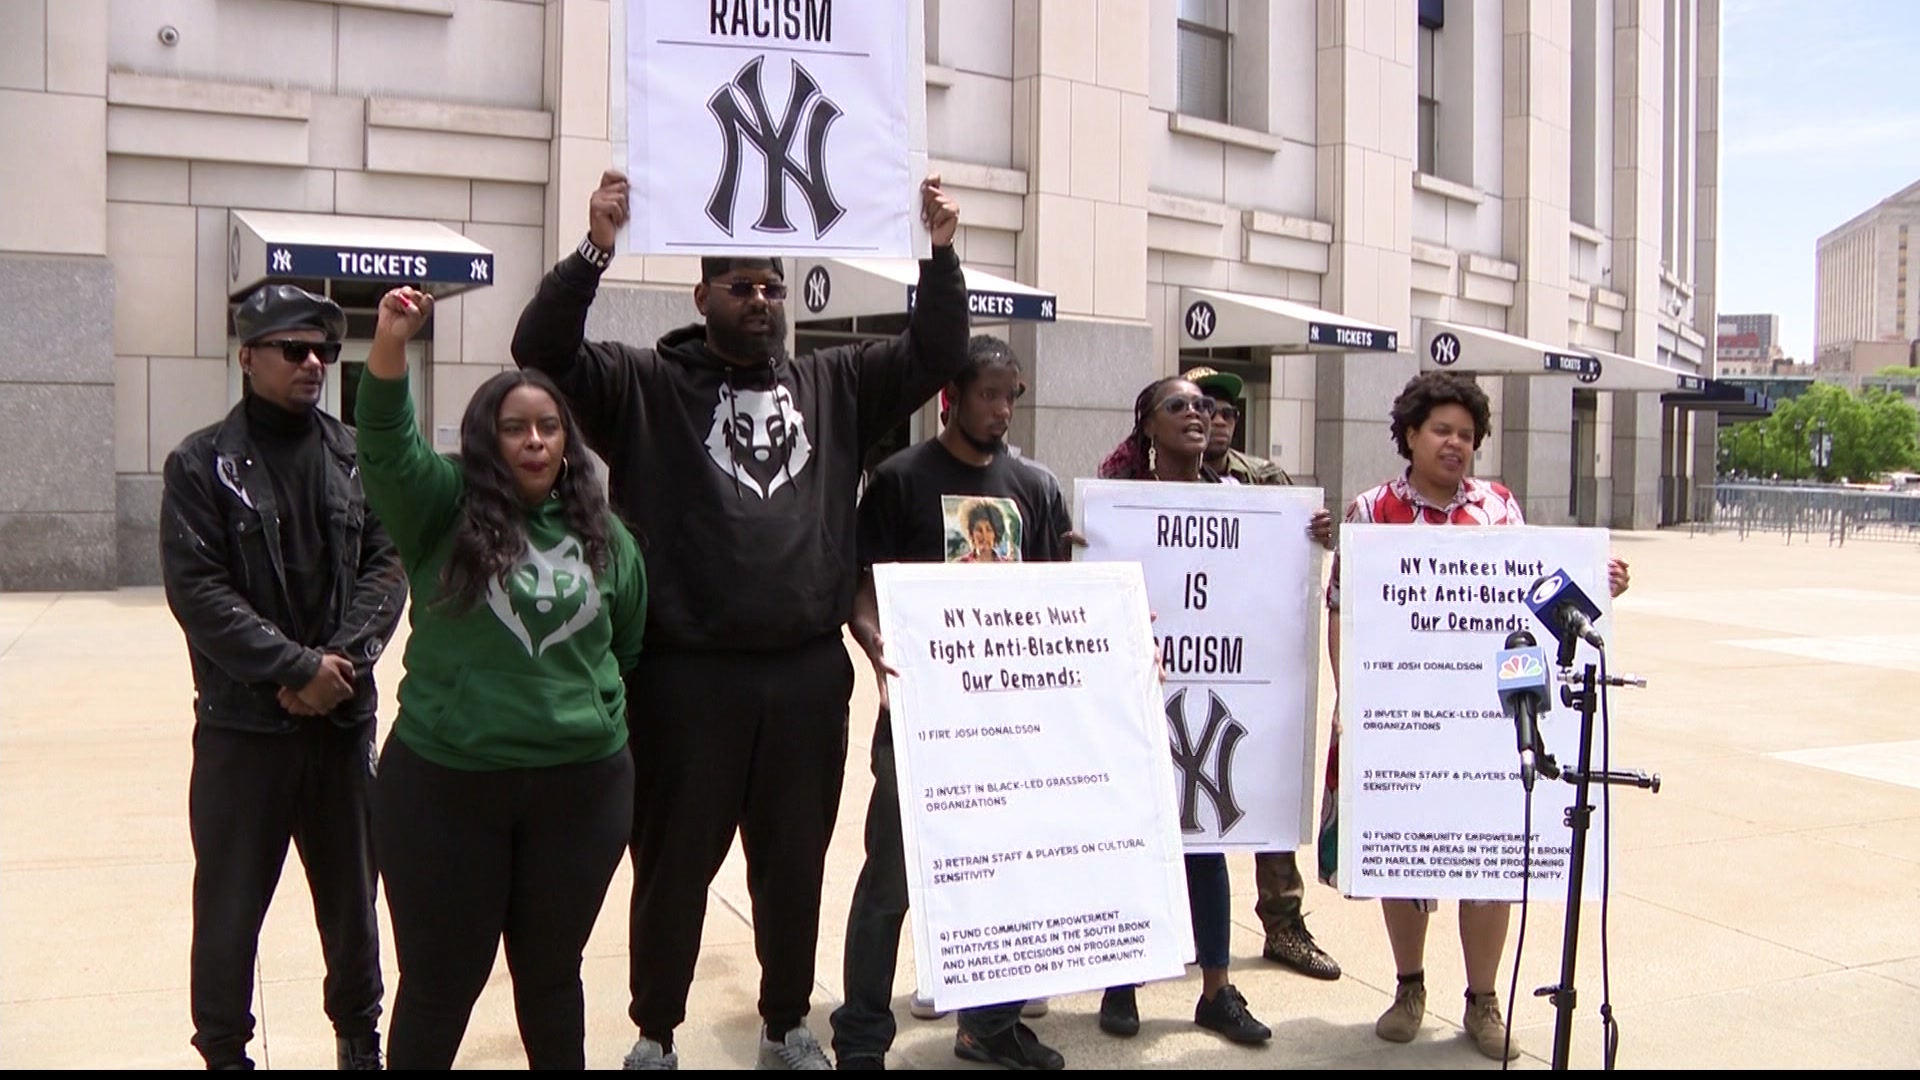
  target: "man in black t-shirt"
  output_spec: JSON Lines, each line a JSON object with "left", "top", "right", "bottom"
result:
{"left": 830, "top": 336, "right": 1070, "bottom": 1072}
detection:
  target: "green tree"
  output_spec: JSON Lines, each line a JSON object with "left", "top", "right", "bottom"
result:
{"left": 1874, "top": 364, "right": 1919, "bottom": 378}
{"left": 1719, "top": 382, "right": 1920, "bottom": 481}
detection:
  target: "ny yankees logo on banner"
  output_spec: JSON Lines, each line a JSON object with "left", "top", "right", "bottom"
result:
{"left": 1184, "top": 300, "right": 1217, "bottom": 341}
{"left": 1166, "top": 688, "right": 1248, "bottom": 835}
{"left": 1429, "top": 331, "right": 1461, "bottom": 367}
{"left": 707, "top": 56, "right": 846, "bottom": 238}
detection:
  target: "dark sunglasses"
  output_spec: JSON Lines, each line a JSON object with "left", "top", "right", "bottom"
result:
{"left": 257, "top": 340, "right": 343, "bottom": 365}
{"left": 1156, "top": 394, "right": 1218, "bottom": 418}
{"left": 715, "top": 280, "right": 788, "bottom": 301}
{"left": 1214, "top": 403, "right": 1240, "bottom": 422}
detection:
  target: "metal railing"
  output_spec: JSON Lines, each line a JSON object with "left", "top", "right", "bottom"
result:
{"left": 1689, "top": 482, "right": 1920, "bottom": 546}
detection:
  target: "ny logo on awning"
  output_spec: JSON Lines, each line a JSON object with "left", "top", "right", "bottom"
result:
{"left": 1166, "top": 688, "right": 1248, "bottom": 836}
{"left": 1184, "top": 300, "right": 1217, "bottom": 341}
{"left": 706, "top": 56, "right": 846, "bottom": 239}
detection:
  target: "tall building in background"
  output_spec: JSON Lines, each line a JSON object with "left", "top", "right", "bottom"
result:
{"left": 1715, "top": 312, "right": 1788, "bottom": 375}
{"left": 0, "top": 0, "right": 1733, "bottom": 590}
{"left": 1815, "top": 179, "right": 1920, "bottom": 377}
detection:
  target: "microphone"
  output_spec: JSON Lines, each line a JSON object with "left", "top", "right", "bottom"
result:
{"left": 1494, "top": 629, "right": 1552, "bottom": 791}
{"left": 1525, "top": 568, "right": 1606, "bottom": 653}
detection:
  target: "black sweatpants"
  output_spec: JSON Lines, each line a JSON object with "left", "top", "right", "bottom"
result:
{"left": 188, "top": 720, "right": 381, "bottom": 1069}
{"left": 829, "top": 711, "right": 1022, "bottom": 1064}
{"left": 627, "top": 635, "right": 854, "bottom": 1038}
{"left": 373, "top": 737, "right": 634, "bottom": 1070}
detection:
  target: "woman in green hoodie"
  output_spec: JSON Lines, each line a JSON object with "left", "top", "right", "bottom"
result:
{"left": 355, "top": 285, "right": 645, "bottom": 1069}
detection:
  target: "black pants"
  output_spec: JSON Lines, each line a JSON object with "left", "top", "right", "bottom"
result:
{"left": 373, "top": 737, "right": 634, "bottom": 1069}
{"left": 829, "top": 711, "right": 1022, "bottom": 1063}
{"left": 627, "top": 636, "right": 854, "bottom": 1037}
{"left": 188, "top": 720, "right": 381, "bottom": 1069}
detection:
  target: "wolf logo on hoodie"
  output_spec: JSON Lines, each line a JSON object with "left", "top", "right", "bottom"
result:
{"left": 704, "top": 382, "right": 814, "bottom": 498}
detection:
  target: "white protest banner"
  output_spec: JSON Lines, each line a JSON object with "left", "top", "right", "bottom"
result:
{"left": 874, "top": 562, "right": 1195, "bottom": 1012}
{"left": 1337, "top": 525, "right": 1611, "bottom": 902}
{"left": 613, "top": 0, "right": 928, "bottom": 257}
{"left": 1075, "top": 480, "right": 1325, "bottom": 853}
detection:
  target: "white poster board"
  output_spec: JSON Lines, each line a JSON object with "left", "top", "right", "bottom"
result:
{"left": 1337, "top": 525, "right": 1611, "bottom": 902}
{"left": 874, "top": 562, "right": 1196, "bottom": 1011}
{"left": 613, "top": 0, "right": 929, "bottom": 257}
{"left": 1075, "top": 480, "right": 1324, "bottom": 853}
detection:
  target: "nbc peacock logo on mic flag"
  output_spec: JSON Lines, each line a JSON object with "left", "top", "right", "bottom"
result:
{"left": 1499, "top": 653, "right": 1545, "bottom": 681}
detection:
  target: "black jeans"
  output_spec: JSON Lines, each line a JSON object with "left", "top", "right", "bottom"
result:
{"left": 373, "top": 737, "right": 634, "bottom": 1069}
{"left": 1106, "top": 852, "right": 1233, "bottom": 998}
{"left": 829, "top": 712, "right": 1023, "bottom": 1063}
{"left": 188, "top": 721, "right": 382, "bottom": 1069}
{"left": 626, "top": 636, "right": 854, "bottom": 1038}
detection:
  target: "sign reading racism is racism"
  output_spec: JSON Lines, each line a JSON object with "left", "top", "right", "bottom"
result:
{"left": 1076, "top": 480, "right": 1326, "bottom": 853}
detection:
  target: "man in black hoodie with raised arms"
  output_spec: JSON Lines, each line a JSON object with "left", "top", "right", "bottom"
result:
{"left": 512, "top": 171, "right": 967, "bottom": 1071}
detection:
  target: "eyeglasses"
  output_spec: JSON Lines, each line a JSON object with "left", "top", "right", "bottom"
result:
{"left": 1156, "top": 394, "right": 1218, "bottom": 418}
{"left": 1215, "top": 404, "right": 1240, "bottom": 422}
{"left": 257, "top": 340, "right": 343, "bottom": 365}
{"left": 716, "top": 280, "right": 788, "bottom": 301}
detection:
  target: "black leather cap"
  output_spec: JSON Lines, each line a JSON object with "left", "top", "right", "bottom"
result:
{"left": 234, "top": 284, "right": 347, "bottom": 344}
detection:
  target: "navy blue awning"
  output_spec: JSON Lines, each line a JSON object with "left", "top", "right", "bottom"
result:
{"left": 1663, "top": 377, "right": 1773, "bottom": 418}
{"left": 228, "top": 210, "right": 497, "bottom": 300}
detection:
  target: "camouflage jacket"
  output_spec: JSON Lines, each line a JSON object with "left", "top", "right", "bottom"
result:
{"left": 1218, "top": 447, "right": 1294, "bottom": 487}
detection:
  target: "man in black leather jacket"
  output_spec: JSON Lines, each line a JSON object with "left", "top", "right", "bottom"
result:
{"left": 159, "top": 284, "right": 405, "bottom": 1071}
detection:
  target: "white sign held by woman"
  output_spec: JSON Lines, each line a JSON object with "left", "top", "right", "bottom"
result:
{"left": 875, "top": 562, "right": 1195, "bottom": 1011}
{"left": 1075, "top": 479, "right": 1325, "bottom": 852}
{"left": 614, "top": 0, "right": 928, "bottom": 257}
{"left": 1337, "top": 525, "right": 1611, "bottom": 902}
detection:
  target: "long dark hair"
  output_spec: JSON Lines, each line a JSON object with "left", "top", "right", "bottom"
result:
{"left": 438, "top": 369, "right": 612, "bottom": 613}
{"left": 1097, "top": 375, "right": 1186, "bottom": 479}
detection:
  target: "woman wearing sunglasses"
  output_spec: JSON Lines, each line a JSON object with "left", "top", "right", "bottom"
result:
{"left": 1088, "top": 375, "right": 1330, "bottom": 1047}
{"left": 352, "top": 285, "right": 648, "bottom": 1069}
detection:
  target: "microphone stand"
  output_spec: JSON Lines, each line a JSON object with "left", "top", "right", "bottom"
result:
{"left": 1528, "top": 638, "right": 1659, "bottom": 1071}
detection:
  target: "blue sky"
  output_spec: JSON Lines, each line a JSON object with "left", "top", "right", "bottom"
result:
{"left": 1719, "top": 0, "right": 1920, "bottom": 363}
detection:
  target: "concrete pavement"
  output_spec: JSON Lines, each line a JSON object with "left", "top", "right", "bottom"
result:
{"left": 2, "top": 530, "right": 1917, "bottom": 1069}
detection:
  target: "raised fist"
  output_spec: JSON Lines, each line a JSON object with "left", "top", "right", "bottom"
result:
{"left": 920, "top": 174, "right": 959, "bottom": 248}
{"left": 374, "top": 287, "right": 433, "bottom": 344}
{"left": 590, "top": 170, "right": 631, "bottom": 252}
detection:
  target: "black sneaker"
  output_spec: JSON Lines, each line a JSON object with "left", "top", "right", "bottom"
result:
{"left": 1194, "top": 985, "right": 1272, "bottom": 1045}
{"left": 835, "top": 1055, "right": 885, "bottom": 1070}
{"left": 1098, "top": 987, "right": 1140, "bottom": 1038}
{"left": 953, "top": 1023, "right": 1065, "bottom": 1071}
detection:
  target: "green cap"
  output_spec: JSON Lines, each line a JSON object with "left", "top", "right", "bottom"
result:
{"left": 1181, "top": 365, "right": 1244, "bottom": 401}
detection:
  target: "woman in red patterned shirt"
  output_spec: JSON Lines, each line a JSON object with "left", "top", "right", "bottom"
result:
{"left": 1321, "top": 372, "right": 1629, "bottom": 1061}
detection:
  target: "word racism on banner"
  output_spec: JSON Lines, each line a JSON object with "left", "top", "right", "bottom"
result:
{"left": 621, "top": 0, "right": 921, "bottom": 256}
{"left": 1337, "top": 525, "right": 1611, "bottom": 902}
{"left": 1075, "top": 481, "right": 1324, "bottom": 853}
{"left": 875, "top": 563, "right": 1194, "bottom": 1011}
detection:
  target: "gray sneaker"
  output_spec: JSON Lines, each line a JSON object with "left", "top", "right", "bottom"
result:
{"left": 756, "top": 1025, "right": 833, "bottom": 1071}
{"left": 622, "top": 1036, "right": 678, "bottom": 1070}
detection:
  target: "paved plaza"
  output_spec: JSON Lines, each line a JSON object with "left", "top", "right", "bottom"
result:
{"left": 2, "top": 530, "right": 1917, "bottom": 1070}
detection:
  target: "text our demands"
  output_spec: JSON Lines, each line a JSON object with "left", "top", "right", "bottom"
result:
{"left": 875, "top": 562, "right": 1195, "bottom": 1010}
{"left": 1337, "top": 525, "right": 1611, "bottom": 902}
